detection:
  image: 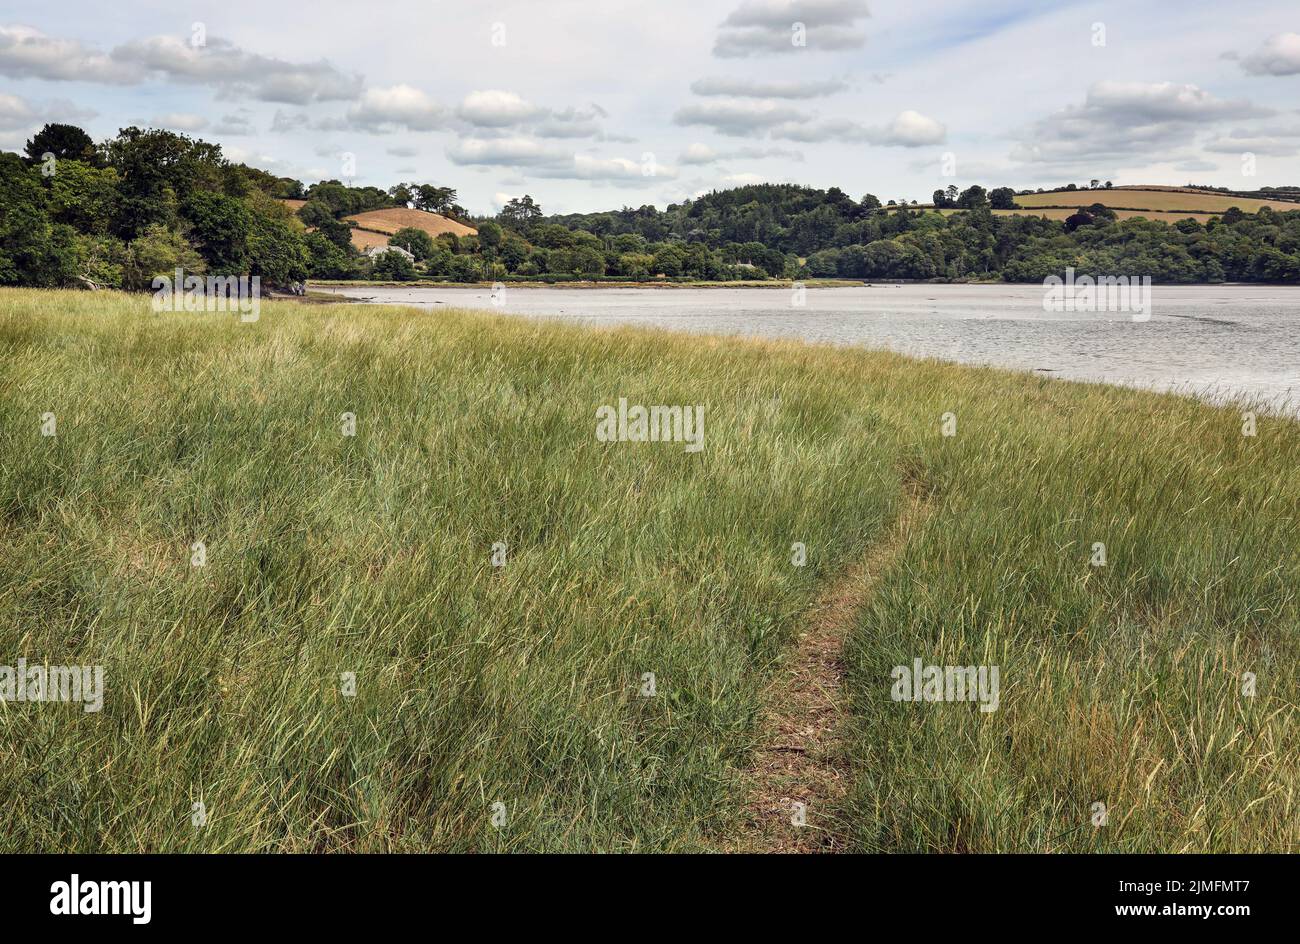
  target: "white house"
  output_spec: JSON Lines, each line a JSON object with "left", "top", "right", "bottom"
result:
{"left": 365, "top": 244, "right": 415, "bottom": 262}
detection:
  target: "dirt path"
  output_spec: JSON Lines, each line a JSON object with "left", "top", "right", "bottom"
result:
{"left": 729, "top": 486, "right": 930, "bottom": 853}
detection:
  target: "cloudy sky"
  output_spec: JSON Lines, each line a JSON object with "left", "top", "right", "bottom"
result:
{"left": 2, "top": 0, "right": 1298, "bottom": 214}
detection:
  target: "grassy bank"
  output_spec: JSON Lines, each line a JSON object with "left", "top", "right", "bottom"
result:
{"left": 0, "top": 288, "right": 1295, "bottom": 852}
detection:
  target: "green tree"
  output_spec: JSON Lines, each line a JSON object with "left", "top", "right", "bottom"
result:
{"left": 47, "top": 161, "right": 120, "bottom": 234}
{"left": 247, "top": 211, "right": 310, "bottom": 285}
{"left": 105, "top": 127, "right": 229, "bottom": 238}
{"left": 183, "top": 191, "right": 252, "bottom": 272}
{"left": 477, "top": 220, "right": 504, "bottom": 251}
{"left": 372, "top": 250, "right": 417, "bottom": 281}
{"left": 305, "top": 231, "right": 353, "bottom": 279}
{"left": 989, "top": 187, "right": 1016, "bottom": 210}
{"left": 0, "top": 152, "right": 80, "bottom": 286}
{"left": 499, "top": 195, "right": 543, "bottom": 232}
{"left": 24, "top": 123, "right": 99, "bottom": 166}
{"left": 123, "top": 224, "right": 206, "bottom": 291}
{"left": 390, "top": 227, "right": 436, "bottom": 261}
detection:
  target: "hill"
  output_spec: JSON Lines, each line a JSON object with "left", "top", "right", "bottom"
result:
{"left": 345, "top": 207, "right": 477, "bottom": 252}
{"left": 278, "top": 200, "right": 477, "bottom": 252}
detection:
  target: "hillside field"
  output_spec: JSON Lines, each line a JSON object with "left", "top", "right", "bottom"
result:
{"left": 1015, "top": 188, "right": 1300, "bottom": 215}
{"left": 279, "top": 200, "right": 478, "bottom": 253}
{"left": 0, "top": 289, "right": 1295, "bottom": 852}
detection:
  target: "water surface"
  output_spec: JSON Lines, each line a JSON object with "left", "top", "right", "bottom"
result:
{"left": 321, "top": 283, "right": 1300, "bottom": 413}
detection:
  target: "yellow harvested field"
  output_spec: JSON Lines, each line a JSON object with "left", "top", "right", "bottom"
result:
{"left": 348, "top": 228, "right": 392, "bottom": 251}
{"left": 930, "top": 207, "right": 1218, "bottom": 222}
{"left": 345, "top": 207, "right": 477, "bottom": 238}
{"left": 1014, "top": 189, "right": 1300, "bottom": 214}
{"left": 279, "top": 198, "right": 308, "bottom": 211}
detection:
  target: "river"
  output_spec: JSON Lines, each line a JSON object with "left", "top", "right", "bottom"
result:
{"left": 318, "top": 283, "right": 1300, "bottom": 414}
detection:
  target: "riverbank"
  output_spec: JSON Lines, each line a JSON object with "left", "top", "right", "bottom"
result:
{"left": 1, "top": 287, "right": 1295, "bottom": 852}
{"left": 309, "top": 277, "right": 869, "bottom": 290}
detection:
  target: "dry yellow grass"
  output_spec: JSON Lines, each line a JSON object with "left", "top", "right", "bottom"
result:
{"left": 931, "top": 207, "right": 1219, "bottom": 222}
{"left": 348, "top": 228, "right": 393, "bottom": 251}
{"left": 345, "top": 207, "right": 478, "bottom": 239}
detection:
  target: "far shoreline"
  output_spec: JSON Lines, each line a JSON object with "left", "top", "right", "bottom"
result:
{"left": 303, "top": 278, "right": 1300, "bottom": 294}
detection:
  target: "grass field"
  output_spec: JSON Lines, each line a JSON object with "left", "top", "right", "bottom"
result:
{"left": 936, "top": 207, "right": 1221, "bottom": 223}
{"left": 1014, "top": 188, "right": 1300, "bottom": 214}
{"left": 0, "top": 288, "right": 1295, "bottom": 852}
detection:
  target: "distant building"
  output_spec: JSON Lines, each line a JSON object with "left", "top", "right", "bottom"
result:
{"left": 365, "top": 244, "right": 415, "bottom": 262}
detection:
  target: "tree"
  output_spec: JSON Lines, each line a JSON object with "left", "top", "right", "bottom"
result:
{"left": 305, "top": 231, "right": 353, "bottom": 279}
{"left": 1064, "top": 209, "right": 1094, "bottom": 232}
{"left": 372, "top": 249, "right": 417, "bottom": 281}
{"left": 247, "top": 210, "right": 309, "bottom": 285}
{"left": 105, "top": 127, "right": 228, "bottom": 239}
{"left": 0, "top": 152, "right": 79, "bottom": 286}
{"left": 652, "top": 244, "right": 685, "bottom": 277}
{"left": 23, "top": 123, "right": 99, "bottom": 166}
{"left": 47, "top": 161, "right": 120, "bottom": 234}
{"left": 412, "top": 185, "right": 457, "bottom": 214}
{"left": 476, "top": 220, "right": 503, "bottom": 252}
{"left": 389, "top": 227, "right": 436, "bottom": 261}
{"left": 957, "top": 185, "right": 989, "bottom": 209}
{"left": 316, "top": 217, "right": 355, "bottom": 253}
{"left": 122, "top": 224, "right": 205, "bottom": 291}
{"left": 183, "top": 191, "right": 252, "bottom": 273}
{"left": 499, "top": 195, "right": 543, "bottom": 232}
{"left": 989, "top": 187, "right": 1016, "bottom": 210}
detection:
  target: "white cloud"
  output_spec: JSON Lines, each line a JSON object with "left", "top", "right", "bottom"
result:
{"left": 0, "top": 24, "right": 138, "bottom": 83}
{"left": 679, "top": 142, "right": 805, "bottom": 163}
{"left": 1240, "top": 32, "right": 1300, "bottom": 76}
{"left": 148, "top": 112, "right": 208, "bottom": 132}
{"left": 456, "top": 90, "right": 544, "bottom": 127}
{"left": 0, "top": 26, "right": 362, "bottom": 104}
{"left": 447, "top": 136, "right": 572, "bottom": 167}
{"left": 211, "top": 112, "right": 255, "bottom": 135}
{"left": 1011, "top": 82, "right": 1269, "bottom": 165}
{"left": 713, "top": 0, "right": 870, "bottom": 57}
{"left": 673, "top": 99, "right": 807, "bottom": 136}
{"left": 448, "top": 137, "right": 675, "bottom": 184}
{"left": 773, "top": 110, "right": 946, "bottom": 146}
{"left": 0, "top": 91, "right": 95, "bottom": 130}
{"left": 1203, "top": 133, "right": 1299, "bottom": 157}
{"left": 690, "top": 75, "right": 848, "bottom": 98}
{"left": 344, "top": 84, "right": 445, "bottom": 131}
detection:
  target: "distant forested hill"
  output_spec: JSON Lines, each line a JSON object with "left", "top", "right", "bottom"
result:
{"left": 3, "top": 124, "right": 1299, "bottom": 288}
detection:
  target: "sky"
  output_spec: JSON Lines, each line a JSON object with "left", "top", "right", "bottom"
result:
{"left": 1, "top": 0, "right": 1298, "bottom": 216}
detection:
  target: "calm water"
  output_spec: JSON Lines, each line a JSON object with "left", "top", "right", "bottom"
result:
{"left": 321, "top": 283, "right": 1300, "bottom": 414}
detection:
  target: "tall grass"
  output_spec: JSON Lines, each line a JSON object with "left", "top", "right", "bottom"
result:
{"left": 0, "top": 288, "right": 1294, "bottom": 852}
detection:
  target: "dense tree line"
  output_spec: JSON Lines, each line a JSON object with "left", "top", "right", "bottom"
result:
{"left": 531, "top": 182, "right": 1300, "bottom": 283}
{"left": 4, "top": 123, "right": 1299, "bottom": 289}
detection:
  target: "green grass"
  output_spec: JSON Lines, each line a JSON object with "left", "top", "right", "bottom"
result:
{"left": 0, "top": 288, "right": 1295, "bottom": 852}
